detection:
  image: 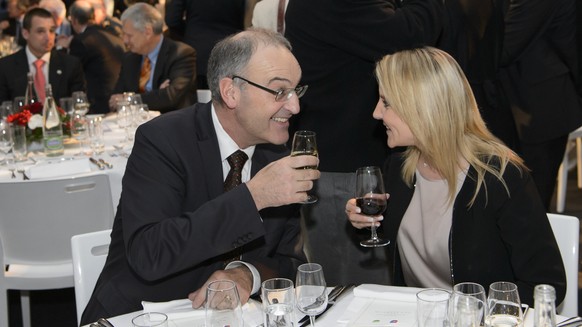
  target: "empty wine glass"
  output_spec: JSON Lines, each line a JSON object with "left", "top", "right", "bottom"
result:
{"left": 205, "top": 279, "right": 243, "bottom": 327}
{"left": 450, "top": 283, "right": 487, "bottom": 327}
{"left": 72, "top": 91, "right": 90, "bottom": 116}
{"left": 296, "top": 263, "right": 327, "bottom": 327}
{"left": 356, "top": 166, "right": 389, "bottom": 247}
{"left": 13, "top": 96, "right": 26, "bottom": 112}
{"left": 1, "top": 101, "right": 14, "bottom": 120}
{"left": 0, "top": 120, "right": 14, "bottom": 165}
{"left": 485, "top": 282, "right": 523, "bottom": 327}
{"left": 291, "top": 130, "right": 318, "bottom": 203}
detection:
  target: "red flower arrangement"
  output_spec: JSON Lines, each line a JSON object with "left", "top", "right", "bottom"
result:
{"left": 7, "top": 102, "right": 70, "bottom": 143}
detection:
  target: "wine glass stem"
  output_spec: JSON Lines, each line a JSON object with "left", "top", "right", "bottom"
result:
{"left": 370, "top": 224, "right": 379, "bottom": 241}
{"left": 309, "top": 315, "right": 316, "bottom": 326}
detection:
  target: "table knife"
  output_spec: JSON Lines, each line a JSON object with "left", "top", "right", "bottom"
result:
{"left": 298, "top": 284, "right": 354, "bottom": 326}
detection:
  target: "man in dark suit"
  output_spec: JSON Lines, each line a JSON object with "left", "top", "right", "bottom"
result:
{"left": 110, "top": 2, "right": 196, "bottom": 113}
{"left": 81, "top": 28, "right": 317, "bottom": 324}
{"left": 164, "top": 0, "right": 245, "bottom": 89}
{"left": 68, "top": 0, "right": 124, "bottom": 113}
{"left": 500, "top": 0, "right": 582, "bottom": 209}
{"left": 0, "top": 7, "right": 85, "bottom": 103}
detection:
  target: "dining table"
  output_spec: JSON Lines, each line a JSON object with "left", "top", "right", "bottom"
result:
{"left": 82, "top": 284, "right": 571, "bottom": 327}
{"left": 0, "top": 111, "right": 160, "bottom": 215}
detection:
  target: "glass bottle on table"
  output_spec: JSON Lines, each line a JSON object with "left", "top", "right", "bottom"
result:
{"left": 42, "top": 84, "right": 64, "bottom": 157}
{"left": 533, "top": 284, "right": 556, "bottom": 327}
{"left": 24, "top": 72, "right": 39, "bottom": 107}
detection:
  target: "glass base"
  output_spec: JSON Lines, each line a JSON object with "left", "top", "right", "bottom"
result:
{"left": 300, "top": 194, "right": 318, "bottom": 204}
{"left": 360, "top": 238, "right": 390, "bottom": 247}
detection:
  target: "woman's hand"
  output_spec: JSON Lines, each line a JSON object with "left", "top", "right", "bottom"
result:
{"left": 345, "top": 194, "right": 389, "bottom": 229}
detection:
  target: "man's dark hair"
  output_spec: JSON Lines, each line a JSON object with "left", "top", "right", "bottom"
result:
{"left": 69, "top": 1, "right": 95, "bottom": 25}
{"left": 23, "top": 7, "right": 54, "bottom": 30}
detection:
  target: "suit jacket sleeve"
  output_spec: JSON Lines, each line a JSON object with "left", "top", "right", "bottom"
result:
{"left": 120, "top": 109, "right": 303, "bottom": 282}
{"left": 501, "top": 0, "right": 556, "bottom": 65}
{"left": 140, "top": 43, "right": 197, "bottom": 113}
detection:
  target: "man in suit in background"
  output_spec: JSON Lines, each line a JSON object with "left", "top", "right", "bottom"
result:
{"left": 81, "top": 28, "right": 317, "bottom": 323}
{"left": 110, "top": 2, "right": 196, "bottom": 113}
{"left": 0, "top": 0, "right": 28, "bottom": 47}
{"left": 0, "top": 7, "right": 85, "bottom": 103}
{"left": 68, "top": 0, "right": 124, "bottom": 113}
{"left": 500, "top": 0, "right": 582, "bottom": 210}
{"left": 164, "top": 0, "right": 245, "bottom": 89}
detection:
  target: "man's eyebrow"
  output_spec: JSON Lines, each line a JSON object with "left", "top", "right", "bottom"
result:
{"left": 267, "top": 77, "right": 292, "bottom": 84}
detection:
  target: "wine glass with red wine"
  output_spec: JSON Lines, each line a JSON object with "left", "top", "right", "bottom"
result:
{"left": 355, "top": 166, "right": 389, "bottom": 247}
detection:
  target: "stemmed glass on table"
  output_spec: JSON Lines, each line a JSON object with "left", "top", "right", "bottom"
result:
{"left": 205, "top": 279, "right": 243, "bottom": 327}
{"left": 291, "top": 130, "right": 318, "bottom": 204}
{"left": 485, "top": 282, "right": 523, "bottom": 327}
{"left": 72, "top": 91, "right": 90, "bottom": 116}
{"left": 296, "top": 263, "right": 327, "bottom": 327}
{"left": 355, "top": 166, "right": 389, "bottom": 247}
{"left": 450, "top": 282, "right": 487, "bottom": 327}
{"left": 0, "top": 120, "right": 14, "bottom": 177}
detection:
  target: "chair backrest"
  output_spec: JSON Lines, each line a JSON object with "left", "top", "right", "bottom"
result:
{"left": 0, "top": 174, "right": 114, "bottom": 266}
{"left": 71, "top": 229, "right": 111, "bottom": 324}
{"left": 546, "top": 213, "right": 579, "bottom": 316}
{"left": 197, "top": 89, "right": 212, "bottom": 103}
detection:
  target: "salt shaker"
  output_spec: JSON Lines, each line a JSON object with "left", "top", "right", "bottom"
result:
{"left": 534, "top": 284, "right": 557, "bottom": 327}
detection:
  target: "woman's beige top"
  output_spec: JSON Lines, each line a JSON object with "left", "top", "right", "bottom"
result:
{"left": 397, "top": 168, "right": 467, "bottom": 289}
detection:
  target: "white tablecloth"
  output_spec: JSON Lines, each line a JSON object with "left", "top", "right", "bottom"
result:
{"left": 0, "top": 111, "right": 160, "bottom": 215}
{"left": 84, "top": 285, "right": 569, "bottom": 327}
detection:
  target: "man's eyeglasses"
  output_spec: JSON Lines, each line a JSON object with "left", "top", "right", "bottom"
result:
{"left": 232, "top": 75, "right": 308, "bottom": 102}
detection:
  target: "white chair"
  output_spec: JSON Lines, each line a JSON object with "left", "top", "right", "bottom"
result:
{"left": 0, "top": 174, "right": 114, "bottom": 327}
{"left": 555, "top": 126, "right": 582, "bottom": 212}
{"left": 197, "top": 89, "right": 212, "bottom": 103}
{"left": 71, "top": 229, "right": 111, "bottom": 325}
{"left": 546, "top": 213, "right": 579, "bottom": 316}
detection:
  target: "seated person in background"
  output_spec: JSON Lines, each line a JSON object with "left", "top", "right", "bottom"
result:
{"left": 0, "top": 7, "right": 85, "bottom": 103}
{"left": 345, "top": 47, "right": 566, "bottom": 306}
{"left": 81, "top": 28, "right": 317, "bottom": 323}
{"left": 68, "top": 0, "right": 125, "bottom": 114}
{"left": 109, "top": 2, "right": 196, "bottom": 113}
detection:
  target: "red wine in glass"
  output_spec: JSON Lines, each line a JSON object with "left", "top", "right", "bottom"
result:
{"left": 356, "top": 166, "right": 390, "bottom": 247}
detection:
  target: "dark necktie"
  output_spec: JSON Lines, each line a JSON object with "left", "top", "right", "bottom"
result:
{"left": 224, "top": 150, "right": 248, "bottom": 192}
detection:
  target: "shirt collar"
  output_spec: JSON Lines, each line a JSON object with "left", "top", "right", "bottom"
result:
{"left": 211, "top": 104, "right": 255, "bottom": 162}
{"left": 25, "top": 46, "right": 51, "bottom": 65}
{"left": 145, "top": 35, "right": 163, "bottom": 63}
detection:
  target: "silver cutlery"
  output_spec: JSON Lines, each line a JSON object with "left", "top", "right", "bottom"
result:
{"left": 98, "top": 158, "right": 113, "bottom": 169}
{"left": 89, "top": 157, "right": 106, "bottom": 170}
{"left": 557, "top": 316, "right": 582, "bottom": 327}
{"left": 8, "top": 168, "right": 15, "bottom": 179}
{"left": 17, "top": 169, "right": 29, "bottom": 180}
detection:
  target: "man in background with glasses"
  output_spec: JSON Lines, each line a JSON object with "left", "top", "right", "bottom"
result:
{"left": 81, "top": 28, "right": 318, "bottom": 324}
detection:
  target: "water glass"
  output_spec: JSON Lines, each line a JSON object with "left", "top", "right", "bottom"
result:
{"left": 1, "top": 100, "right": 14, "bottom": 119}
{"left": 88, "top": 116, "right": 104, "bottom": 154}
{"left": 11, "top": 124, "right": 27, "bottom": 162}
{"left": 13, "top": 96, "right": 26, "bottom": 112}
{"left": 72, "top": 91, "right": 90, "bottom": 116}
{"left": 485, "top": 282, "right": 523, "bottom": 327}
{"left": 262, "top": 278, "right": 296, "bottom": 327}
{"left": 205, "top": 279, "right": 243, "bottom": 327}
{"left": 131, "top": 312, "right": 168, "bottom": 327}
{"left": 417, "top": 288, "right": 451, "bottom": 327}
{"left": 450, "top": 282, "right": 487, "bottom": 327}
{"left": 0, "top": 120, "right": 13, "bottom": 164}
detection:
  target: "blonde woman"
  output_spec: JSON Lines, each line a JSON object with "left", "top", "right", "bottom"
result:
{"left": 346, "top": 47, "right": 566, "bottom": 306}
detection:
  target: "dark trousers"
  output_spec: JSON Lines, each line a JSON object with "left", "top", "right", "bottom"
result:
{"left": 519, "top": 135, "right": 568, "bottom": 210}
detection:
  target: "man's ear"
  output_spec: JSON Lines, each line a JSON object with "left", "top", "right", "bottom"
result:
{"left": 21, "top": 28, "right": 29, "bottom": 41}
{"left": 219, "top": 77, "right": 238, "bottom": 109}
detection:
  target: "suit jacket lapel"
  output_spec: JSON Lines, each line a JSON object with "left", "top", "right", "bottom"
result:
{"left": 128, "top": 53, "right": 142, "bottom": 91}
{"left": 195, "top": 103, "right": 224, "bottom": 199}
{"left": 48, "top": 50, "right": 62, "bottom": 90}
{"left": 152, "top": 38, "right": 169, "bottom": 88}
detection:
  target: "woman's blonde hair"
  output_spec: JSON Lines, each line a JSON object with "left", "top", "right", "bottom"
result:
{"left": 375, "top": 47, "right": 524, "bottom": 206}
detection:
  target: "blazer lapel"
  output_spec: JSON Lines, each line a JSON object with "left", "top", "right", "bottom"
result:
{"left": 48, "top": 50, "right": 64, "bottom": 94}
{"left": 195, "top": 103, "right": 224, "bottom": 199}
{"left": 151, "top": 38, "right": 169, "bottom": 88}
{"left": 128, "top": 53, "right": 142, "bottom": 91}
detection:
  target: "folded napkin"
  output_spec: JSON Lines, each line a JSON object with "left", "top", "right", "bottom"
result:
{"left": 353, "top": 284, "right": 425, "bottom": 303}
{"left": 141, "top": 298, "right": 264, "bottom": 324}
{"left": 26, "top": 157, "right": 92, "bottom": 179}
